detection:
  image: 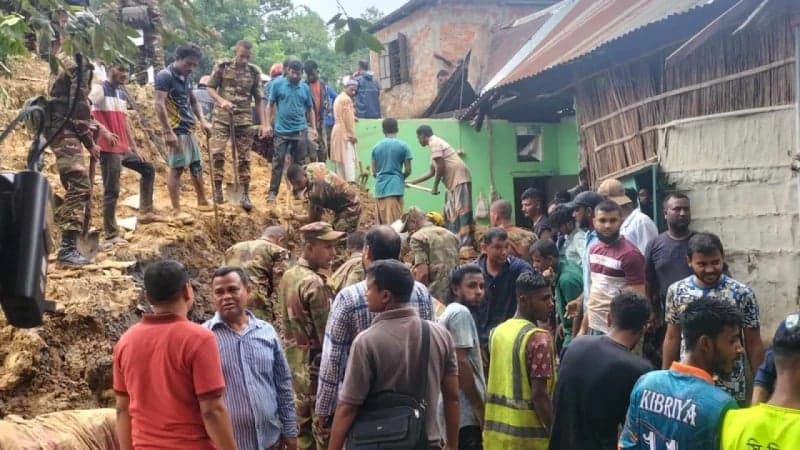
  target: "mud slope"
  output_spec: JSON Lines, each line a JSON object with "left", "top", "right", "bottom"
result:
{"left": 0, "top": 57, "right": 376, "bottom": 417}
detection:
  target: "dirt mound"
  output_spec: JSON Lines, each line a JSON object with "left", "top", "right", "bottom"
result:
{"left": 0, "top": 57, "right": 377, "bottom": 417}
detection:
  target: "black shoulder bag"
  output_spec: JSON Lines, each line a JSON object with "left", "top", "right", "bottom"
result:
{"left": 346, "top": 320, "right": 431, "bottom": 450}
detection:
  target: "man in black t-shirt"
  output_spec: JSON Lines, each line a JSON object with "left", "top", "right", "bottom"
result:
{"left": 549, "top": 292, "right": 653, "bottom": 450}
{"left": 644, "top": 193, "right": 693, "bottom": 366}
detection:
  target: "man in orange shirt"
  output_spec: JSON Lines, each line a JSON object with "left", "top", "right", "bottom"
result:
{"left": 113, "top": 260, "right": 236, "bottom": 450}
{"left": 305, "top": 60, "right": 329, "bottom": 163}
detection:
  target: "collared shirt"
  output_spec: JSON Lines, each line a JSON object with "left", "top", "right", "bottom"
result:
{"left": 316, "top": 280, "right": 434, "bottom": 417}
{"left": 154, "top": 64, "right": 196, "bottom": 134}
{"left": 562, "top": 227, "right": 587, "bottom": 267}
{"left": 471, "top": 255, "right": 533, "bottom": 344}
{"left": 113, "top": 313, "right": 224, "bottom": 449}
{"left": 582, "top": 229, "right": 599, "bottom": 308}
{"left": 665, "top": 275, "right": 760, "bottom": 402}
{"left": 338, "top": 307, "right": 458, "bottom": 443}
{"left": 89, "top": 80, "right": 130, "bottom": 153}
{"left": 328, "top": 253, "right": 365, "bottom": 293}
{"left": 268, "top": 76, "right": 312, "bottom": 134}
{"left": 203, "top": 311, "right": 297, "bottom": 450}
{"left": 621, "top": 209, "right": 659, "bottom": 256}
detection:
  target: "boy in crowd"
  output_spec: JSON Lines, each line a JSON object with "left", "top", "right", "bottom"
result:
{"left": 440, "top": 264, "right": 487, "bottom": 450}
{"left": 620, "top": 298, "right": 742, "bottom": 449}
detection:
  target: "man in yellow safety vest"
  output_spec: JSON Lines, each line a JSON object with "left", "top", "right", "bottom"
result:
{"left": 484, "top": 271, "right": 555, "bottom": 450}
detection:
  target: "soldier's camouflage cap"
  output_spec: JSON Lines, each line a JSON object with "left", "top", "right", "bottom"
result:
{"left": 300, "top": 222, "right": 346, "bottom": 241}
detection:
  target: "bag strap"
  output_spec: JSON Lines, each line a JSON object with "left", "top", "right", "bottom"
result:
{"left": 416, "top": 320, "right": 431, "bottom": 405}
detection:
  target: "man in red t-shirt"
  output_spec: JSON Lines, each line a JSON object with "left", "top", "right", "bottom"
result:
{"left": 90, "top": 62, "right": 165, "bottom": 250}
{"left": 113, "top": 260, "right": 236, "bottom": 450}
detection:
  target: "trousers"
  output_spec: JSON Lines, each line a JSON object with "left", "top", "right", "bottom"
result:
{"left": 100, "top": 151, "right": 155, "bottom": 238}
{"left": 210, "top": 121, "right": 253, "bottom": 185}
{"left": 269, "top": 132, "right": 308, "bottom": 195}
{"left": 53, "top": 137, "right": 90, "bottom": 233}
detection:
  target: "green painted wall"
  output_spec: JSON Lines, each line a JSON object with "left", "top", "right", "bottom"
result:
{"left": 352, "top": 117, "right": 579, "bottom": 219}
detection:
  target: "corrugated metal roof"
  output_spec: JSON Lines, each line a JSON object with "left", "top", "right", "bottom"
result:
{"left": 490, "top": 0, "right": 721, "bottom": 90}
{"left": 480, "top": 6, "right": 558, "bottom": 92}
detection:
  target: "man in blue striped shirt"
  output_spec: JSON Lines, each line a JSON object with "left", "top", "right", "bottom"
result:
{"left": 315, "top": 225, "right": 434, "bottom": 446}
{"left": 204, "top": 266, "right": 298, "bottom": 450}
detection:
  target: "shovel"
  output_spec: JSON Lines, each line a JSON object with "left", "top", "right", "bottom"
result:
{"left": 224, "top": 113, "right": 244, "bottom": 203}
{"left": 405, "top": 182, "right": 435, "bottom": 193}
{"left": 77, "top": 156, "right": 100, "bottom": 260}
{"left": 205, "top": 134, "right": 223, "bottom": 247}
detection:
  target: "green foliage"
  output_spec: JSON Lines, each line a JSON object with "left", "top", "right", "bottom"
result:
{"left": 2, "top": 0, "right": 385, "bottom": 84}
{"left": 329, "top": 13, "right": 383, "bottom": 55}
{"left": 0, "top": 12, "right": 30, "bottom": 68}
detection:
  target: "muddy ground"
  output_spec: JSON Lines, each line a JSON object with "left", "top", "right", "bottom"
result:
{"left": 0, "top": 57, "right": 377, "bottom": 417}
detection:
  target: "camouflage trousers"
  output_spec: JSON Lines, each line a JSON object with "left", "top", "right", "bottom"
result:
{"left": 292, "top": 365, "right": 320, "bottom": 449}
{"left": 249, "top": 289, "right": 282, "bottom": 335}
{"left": 53, "top": 137, "right": 91, "bottom": 233}
{"left": 333, "top": 206, "right": 362, "bottom": 233}
{"left": 210, "top": 122, "right": 253, "bottom": 185}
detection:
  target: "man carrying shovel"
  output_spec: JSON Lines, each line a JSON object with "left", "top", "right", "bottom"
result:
{"left": 408, "top": 125, "right": 476, "bottom": 250}
{"left": 206, "top": 40, "right": 267, "bottom": 212}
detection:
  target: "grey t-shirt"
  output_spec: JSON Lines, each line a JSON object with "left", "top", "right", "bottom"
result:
{"left": 438, "top": 302, "right": 486, "bottom": 427}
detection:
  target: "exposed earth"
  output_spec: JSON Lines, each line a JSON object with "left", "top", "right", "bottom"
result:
{"left": 0, "top": 57, "right": 378, "bottom": 418}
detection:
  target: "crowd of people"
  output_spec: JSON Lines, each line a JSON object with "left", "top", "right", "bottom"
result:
{"left": 48, "top": 40, "right": 389, "bottom": 265}
{"left": 43, "top": 37, "right": 798, "bottom": 450}
{"left": 111, "top": 169, "right": 799, "bottom": 450}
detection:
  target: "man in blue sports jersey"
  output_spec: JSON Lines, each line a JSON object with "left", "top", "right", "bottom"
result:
{"left": 619, "top": 298, "right": 742, "bottom": 450}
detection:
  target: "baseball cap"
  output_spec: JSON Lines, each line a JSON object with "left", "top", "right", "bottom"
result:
{"left": 597, "top": 179, "right": 632, "bottom": 206}
{"left": 299, "top": 222, "right": 345, "bottom": 241}
{"left": 565, "top": 191, "right": 604, "bottom": 210}
{"left": 774, "top": 312, "right": 800, "bottom": 352}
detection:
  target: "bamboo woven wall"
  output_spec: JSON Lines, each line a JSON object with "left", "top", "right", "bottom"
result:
{"left": 576, "top": 15, "right": 796, "bottom": 183}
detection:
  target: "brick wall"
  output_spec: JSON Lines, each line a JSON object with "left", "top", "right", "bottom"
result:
{"left": 372, "top": 3, "right": 539, "bottom": 119}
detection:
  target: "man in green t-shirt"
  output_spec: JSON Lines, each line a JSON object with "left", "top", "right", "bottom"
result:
{"left": 721, "top": 312, "right": 800, "bottom": 449}
{"left": 531, "top": 239, "right": 583, "bottom": 349}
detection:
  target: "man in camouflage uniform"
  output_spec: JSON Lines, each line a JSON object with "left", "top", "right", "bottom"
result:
{"left": 286, "top": 162, "right": 361, "bottom": 233}
{"left": 224, "top": 225, "right": 290, "bottom": 328}
{"left": 328, "top": 230, "right": 365, "bottom": 293}
{"left": 489, "top": 199, "right": 537, "bottom": 263}
{"left": 47, "top": 53, "right": 100, "bottom": 266}
{"left": 206, "top": 40, "right": 267, "bottom": 211}
{"left": 402, "top": 206, "right": 459, "bottom": 301}
{"left": 119, "top": 0, "right": 165, "bottom": 84}
{"left": 277, "top": 222, "right": 343, "bottom": 450}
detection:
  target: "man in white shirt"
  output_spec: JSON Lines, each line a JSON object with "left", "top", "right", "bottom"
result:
{"left": 597, "top": 179, "right": 658, "bottom": 255}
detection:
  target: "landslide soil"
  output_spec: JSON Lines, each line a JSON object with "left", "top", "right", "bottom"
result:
{"left": 0, "top": 57, "right": 377, "bottom": 417}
